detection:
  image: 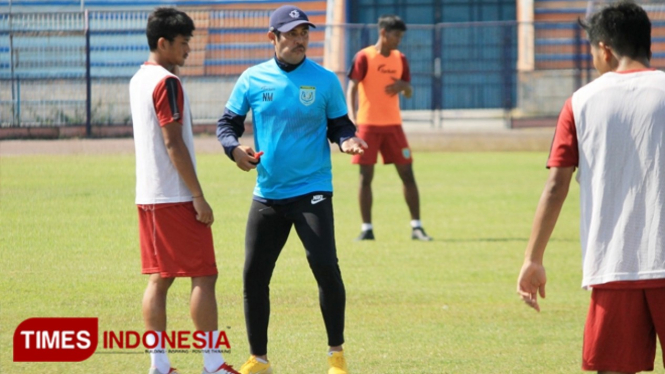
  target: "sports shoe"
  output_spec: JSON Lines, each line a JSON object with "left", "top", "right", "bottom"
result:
{"left": 411, "top": 227, "right": 433, "bottom": 241}
{"left": 328, "top": 351, "right": 348, "bottom": 374}
{"left": 238, "top": 356, "right": 273, "bottom": 374}
{"left": 203, "top": 362, "right": 241, "bottom": 374}
{"left": 148, "top": 368, "right": 179, "bottom": 374}
{"left": 355, "top": 229, "right": 375, "bottom": 241}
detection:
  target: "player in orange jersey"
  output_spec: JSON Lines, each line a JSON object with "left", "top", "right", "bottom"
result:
{"left": 346, "top": 14, "right": 432, "bottom": 241}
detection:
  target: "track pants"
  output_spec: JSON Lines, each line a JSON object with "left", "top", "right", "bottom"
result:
{"left": 243, "top": 193, "right": 346, "bottom": 355}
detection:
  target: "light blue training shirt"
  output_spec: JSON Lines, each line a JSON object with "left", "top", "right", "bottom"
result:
{"left": 225, "top": 58, "right": 348, "bottom": 200}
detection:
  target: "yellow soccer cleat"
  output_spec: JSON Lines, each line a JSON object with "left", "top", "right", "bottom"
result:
{"left": 238, "top": 356, "right": 273, "bottom": 374}
{"left": 327, "top": 351, "right": 349, "bottom": 374}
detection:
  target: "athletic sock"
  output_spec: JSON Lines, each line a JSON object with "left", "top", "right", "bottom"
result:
{"left": 202, "top": 331, "right": 225, "bottom": 372}
{"left": 361, "top": 223, "right": 373, "bottom": 231}
{"left": 410, "top": 220, "right": 422, "bottom": 229}
{"left": 147, "top": 331, "right": 171, "bottom": 374}
{"left": 255, "top": 356, "right": 269, "bottom": 364}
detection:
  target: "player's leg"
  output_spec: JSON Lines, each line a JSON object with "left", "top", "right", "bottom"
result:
{"left": 150, "top": 202, "right": 229, "bottom": 373}
{"left": 358, "top": 164, "right": 375, "bottom": 239}
{"left": 383, "top": 126, "right": 432, "bottom": 241}
{"left": 395, "top": 163, "right": 420, "bottom": 220}
{"left": 191, "top": 275, "right": 218, "bottom": 331}
{"left": 192, "top": 274, "right": 240, "bottom": 373}
{"left": 138, "top": 205, "right": 178, "bottom": 374}
{"left": 142, "top": 274, "right": 175, "bottom": 374}
{"left": 352, "top": 126, "right": 379, "bottom": 240}
{"left": 290, "top": 194, "right": 348, "bottom": 373}
{"left": 583, "top": 287, "right": 657, "bottom": 374}
{"left": 143, "top": 274, "right": 175, "bottom": 331}
{"left": 241, "top": 199, "right": 291, "bottom": 370}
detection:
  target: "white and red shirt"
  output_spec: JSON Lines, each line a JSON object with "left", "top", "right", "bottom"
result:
{"left": 548, "top": 69, "right": 665, "bottom": 289}
{"left": 130, "top": 62, "right": 196, "bottom": 204}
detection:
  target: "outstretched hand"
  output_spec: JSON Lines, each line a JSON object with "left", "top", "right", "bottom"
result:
{"left": 232, "top": 145, "right": 260, "bottom": 171}
{"left": 341, "top": 137, "right": 368, "bottom": 155}
{"left": 517, "top": 261, "right": 547, "bottom": 312}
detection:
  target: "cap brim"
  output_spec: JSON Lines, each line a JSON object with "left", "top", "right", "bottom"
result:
{"left": 276, "top": 20, "right": 316, "bottom": 32}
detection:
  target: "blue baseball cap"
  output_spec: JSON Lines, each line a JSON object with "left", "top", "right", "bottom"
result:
{"left": 269, "top": 5, "right": 316, "bottom": 32}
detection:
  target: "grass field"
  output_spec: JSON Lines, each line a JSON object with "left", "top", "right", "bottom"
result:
{"left": 1, "top": 149, "right": 663, "bottom": 373}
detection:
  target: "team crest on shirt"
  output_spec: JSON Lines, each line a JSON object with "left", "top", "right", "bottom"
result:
{"left": 299, "top": 86, "right": 316, "bottom": 106}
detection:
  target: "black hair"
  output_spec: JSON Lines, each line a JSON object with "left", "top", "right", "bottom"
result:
{"left": 378, "top": 15, "right": 407, "bottom": 33}
{"left": 579, "top": 1, "right": 651, "bottom": 60}
{"left": 146, "top": 7, "right": 195, "bottom": 51}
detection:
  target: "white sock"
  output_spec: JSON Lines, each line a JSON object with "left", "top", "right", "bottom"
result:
{"left": 147, "top": 331, "right": 171, "bottom": 374}
{"left": 255, "top": 356, "right": 268, "bottom": 364}
{"left": 202, "top": 331, "right": 225, "bottom": 372}
{"left": 410, "top": 220, "right": 422, "bottom": 228}
{"left": 361, "top": 223, "right": 373, "bottom": 231}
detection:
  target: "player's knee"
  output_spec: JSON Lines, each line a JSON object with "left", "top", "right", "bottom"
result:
{"left": 192, "top": 274, "right": 217, "bottom": 288}
{"left": 148, "top": 275, "right": 175, "bottom": 293}
{"left": 398, "top": 169, "right": 416, "bottom": 185}
{"left": 309, "top": 262, "right": 343, "bottom": 284}
{"left": 243, "top": 262, "right": 273, "bottom": 284}
{"left": 359, "top": 172, "right": 374, "bottom": 186}
{"left": 402, "top": 176, "right": 416, "bottom": 187}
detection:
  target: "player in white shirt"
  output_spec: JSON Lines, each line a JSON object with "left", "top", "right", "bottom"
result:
{"left": 129, "top": 8, "right": 239, "bottom": 374}
{"left": 517, "top": 3, "right": 665, "bottom": 373}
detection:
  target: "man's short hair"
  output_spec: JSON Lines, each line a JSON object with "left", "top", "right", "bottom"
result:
{"left": 378, "top": 15, "right": 407, "bottom": 33}
{"left": 579, "top": 1, "right": 651, "bottom": 60}
{"left": 146, "top": 7, "right": 195, "bottom": 51}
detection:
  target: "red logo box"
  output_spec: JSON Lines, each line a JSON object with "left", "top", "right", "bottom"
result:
{"left": 14, "top": 318, "right": 98, "bottom": 362}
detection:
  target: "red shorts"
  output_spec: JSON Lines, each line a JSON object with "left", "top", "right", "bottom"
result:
{"left": 138, "top": 202, "right": 217, "bottom": 278}
{"left": 351, "top": 125, "right": 412, "bottom": 165}
{"left": 583, "top": 280, "right": 665, "bottom": 372}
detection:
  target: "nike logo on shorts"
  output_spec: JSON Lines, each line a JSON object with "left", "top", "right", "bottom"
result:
{"left": 311, "top": 195, "right": 326, "bottom": 205}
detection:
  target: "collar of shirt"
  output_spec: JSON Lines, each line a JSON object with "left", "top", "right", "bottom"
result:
{"left": 274, "top": 54, "right": 306, "bottom": 72}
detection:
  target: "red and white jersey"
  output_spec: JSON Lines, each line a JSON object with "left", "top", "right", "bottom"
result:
{"left": 130, "top": 62, "right": 196, "bottom": 204}
{"left": 548, "top": 69, "right": 665, "bottom": 288}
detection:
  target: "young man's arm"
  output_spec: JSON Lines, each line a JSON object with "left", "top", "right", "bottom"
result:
{"left": 385, "top": 78, "right": 412, "bottom": 98}
{"left": 385, "top": 53, "right": 412, "bottom": 98}
{"left": 346, "top": 51, "right": 367, "bottom": 124}
{"left": 517, "top": 166, "right": 575, "bottom": 312}
{"left": 346, "top": 79, "right": 360, "bottom": 124}
{"left": 161, "top": 122, "right": 214, "bottom": 227}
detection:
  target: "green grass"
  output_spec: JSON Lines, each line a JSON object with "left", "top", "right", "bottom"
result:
{"left": 1, "top": 150, "right": 662, "bottom": 373}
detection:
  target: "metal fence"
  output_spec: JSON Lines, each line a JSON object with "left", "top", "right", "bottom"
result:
{"left": 1, "top": 9, "right": 663, "bottom": 129}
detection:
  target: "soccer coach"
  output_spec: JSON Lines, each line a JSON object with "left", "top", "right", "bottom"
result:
{"left": 216, "top": 4, "right": 367, "bottom": 374}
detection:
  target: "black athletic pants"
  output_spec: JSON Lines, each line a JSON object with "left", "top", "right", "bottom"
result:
{"left": 243, "top": 193, "right": 346, "bottom": 355}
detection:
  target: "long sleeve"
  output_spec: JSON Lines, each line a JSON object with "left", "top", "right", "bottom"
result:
{"left": 327, "top": 114, "right": 357, "bottom": 150}
{"left": 216, "top": 108, "right": 247, "bottom": 160}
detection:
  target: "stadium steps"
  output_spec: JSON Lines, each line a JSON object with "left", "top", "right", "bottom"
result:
{"left": 534, "top": 0, "right": 665, "bottom": 69}
{"left": 0, "top": 0, "right": 328, "bottom": 79}
{"left": 204, "top": 26, "right": 325, "bottom": 76}
{"left": 200, "top": 7, "right": 326, "bottom": 77}
{"left": 534, "top": 0, "right": 588, "bottom": 22}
